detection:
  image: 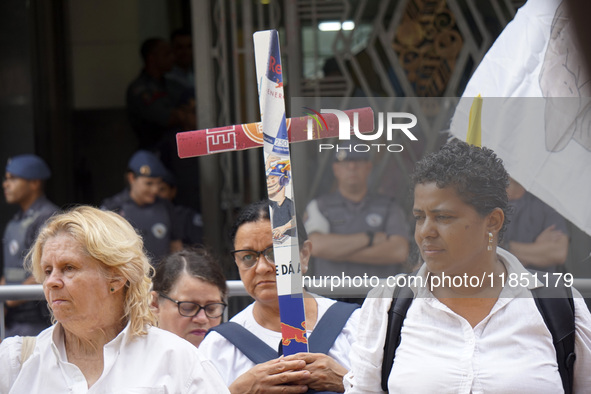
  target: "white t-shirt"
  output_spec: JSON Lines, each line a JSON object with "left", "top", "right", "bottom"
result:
{"left": 344, "top": 248, "right": 591, "bottom": 393}
{"left": 0, "top": 323, "right": 229, "bottom": 394}
{"left": 199, "top": 294, "right": 360, "bottom": 386}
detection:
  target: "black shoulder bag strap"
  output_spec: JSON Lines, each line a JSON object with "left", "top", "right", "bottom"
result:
{"left": 208, "top": 321, "right": 278, "bottom": 364}
{"left": 531, "top": 274, "right": 576, "bottom": 394}
{"left": 308, "top": 301, "right": 359, "bottom": 354}
{"left": 381, "top": 274, "right": 416, "bottom": 392}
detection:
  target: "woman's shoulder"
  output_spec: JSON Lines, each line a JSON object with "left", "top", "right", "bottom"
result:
{"left": 310, "top": 293, "right": 334, "bottom": 308}
{"left": 306, "top": 294, "right": 361, "bottom": 335}
{"left": 200, "top": 302, "right": 256, "bottom": 350}
{"left": 357, "top": 281, "right": 398, "bottom": 322}
{"left": 228, "top": 302, "right": 255, "bottom": 325}
{"left": 0, "top": 325, "right": 54, "bottom": 360}
{"left": 0, "top": 335, "right": 23, "bottom": 362}
{"left": 0, "top": 330, "right": 52, "bottom": 390}
{"left": 141, "top": 326, "right": 202, "bottom": 358}
{"left": 145, "top": 325, "right": 192, "bottom": 344}
{"left": 366, "top": 279, "right": 398, "bottom": 299}
{"left": 128, "top": 327, "right": 229, "bottom": 391}
{"left": 0, "top": 336, "right": 23, "bottom": 393}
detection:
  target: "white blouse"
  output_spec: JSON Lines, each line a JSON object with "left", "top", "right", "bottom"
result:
{"left": 199, "top": 294, "right": 359, "bottom": 386}
{"left": 344, "top": 248, "right": 591, "bottom": 393}
{"left": 0, "top": 322, "right": 229, "bottom": 394}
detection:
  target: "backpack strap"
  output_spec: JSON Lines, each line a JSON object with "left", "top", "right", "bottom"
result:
{"left": 381, "top": 274, "right": 415, "bottom": 392}
{"left": 211, "top": 303, "right": 357, "bottom": 394}
{"left": 20, "top": 336, "right": 37, "bottom": 366}
{"left": 208, "top": 322, "right": 278, "bottom": 364}
{"left": 307, "top": 301, "right": 359, "bottom": 394}
{"left": 210, "top": 301, "right": 358, "bottom": 365}
{"left": 379, "top": 270, "right": 577, "bottom": 394}
{"left": 531, "top": 273, "right": 576, "bottom": 394}
{"left": 308, "top": 301, "right": 359, "bottom": 354}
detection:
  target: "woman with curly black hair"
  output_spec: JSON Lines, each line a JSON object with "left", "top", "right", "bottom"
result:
{"left": 344, "top": 140, "right": 591, "bottom": 393}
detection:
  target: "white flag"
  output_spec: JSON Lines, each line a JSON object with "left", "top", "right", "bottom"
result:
{"left": 450, "top": 0, "right": 591, "bottom": 236}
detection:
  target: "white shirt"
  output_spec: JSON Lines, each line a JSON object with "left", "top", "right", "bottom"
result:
{"left": 344, "top": 248, "right": 591, "bottom": 393}
{"left": 0, "top": 323, "right": 229, "bottom": 394}
{"left": 199, "top": 294, "right": 360, "bottom": 386}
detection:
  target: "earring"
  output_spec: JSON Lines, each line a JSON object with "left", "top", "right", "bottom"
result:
{"left": 487, "top": 232, "right": 493, "bottom": 251}
{"left": 110, "top": 288, "right": 115, "bottom": 293}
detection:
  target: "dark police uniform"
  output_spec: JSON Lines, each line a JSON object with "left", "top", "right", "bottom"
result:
{"left": 171, "top": 205, "right": 203, "bottom": 247}
{"left": 504, "top": 191, "right": 569, "bottom": 273}
{"left": 160, "top": 168, "right": 203, "bottom": 247}
{"left": 101, "top": 150, "right": 180, "bottom": 264}
{"left": 2, "top": 196, "right": 57, "bottom": 336}
{"left": 101, "top": 190, "right": 179, "bottom": 264}
{"left": 305, "top": 191, "right": 410, "bottom": 278}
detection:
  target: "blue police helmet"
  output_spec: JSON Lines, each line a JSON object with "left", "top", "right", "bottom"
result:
{"left": 5, "top": 154, "right": 51, "bottom": 180}
{"left": 128, "top": 150, "right": 167, "bottom": 178}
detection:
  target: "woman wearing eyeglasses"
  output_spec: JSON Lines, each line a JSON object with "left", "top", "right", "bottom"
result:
{"left": 199, "top": 199, "right": 360, "bottom": 393}
{"left": 151, "top": 248, "right": 227, "bottom": 347}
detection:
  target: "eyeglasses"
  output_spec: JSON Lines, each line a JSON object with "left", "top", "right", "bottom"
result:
{"left": 230, "top": 246, "right": 274, "bottom": 268}
{"left": 158, "top": 293, "right": 226, "bottom": 318}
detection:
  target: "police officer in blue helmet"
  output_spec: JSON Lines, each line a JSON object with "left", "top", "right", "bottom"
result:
{"left": 2, "top": 154, "right": 58, "bottom": 337}
{"left": 101, "top": 150, "right": 182, "bottom": 263}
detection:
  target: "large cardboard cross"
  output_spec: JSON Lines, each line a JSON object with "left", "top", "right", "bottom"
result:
{"left": 176, "top": 30, "right": 373, "bottom": 355}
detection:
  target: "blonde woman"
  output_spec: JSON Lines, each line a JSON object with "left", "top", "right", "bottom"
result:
{"left": 0, "top": 206, "right": 227, "bottom": 393}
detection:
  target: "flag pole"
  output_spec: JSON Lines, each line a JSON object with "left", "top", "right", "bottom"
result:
{"left": 466, "top": 94, "right": 483, "bottom": 147}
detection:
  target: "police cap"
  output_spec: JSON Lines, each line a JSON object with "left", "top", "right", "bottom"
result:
{"left": 5, "top": 154, "right": 51, "bottom": 180}
{"left": 334, "top": 140, "right": 370, "bottom": 162}
{"left": 128, "top": 150, "right": 167, "bottom": 178}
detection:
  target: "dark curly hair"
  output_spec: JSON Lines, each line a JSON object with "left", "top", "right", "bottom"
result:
{"left": 411, "top": 140, "right": 510, "bottom": 240}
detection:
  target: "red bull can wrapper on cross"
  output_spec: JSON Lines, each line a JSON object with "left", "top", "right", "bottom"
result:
{"left": 254, "top": 29, "right": 308, "bottom": 355}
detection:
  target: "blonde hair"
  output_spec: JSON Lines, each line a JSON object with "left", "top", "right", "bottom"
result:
{"left": 26, "top": 205, "right": 156, "bottom": 336}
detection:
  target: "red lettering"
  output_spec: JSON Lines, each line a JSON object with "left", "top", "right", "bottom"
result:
{"left": 266, "top": 89, "right": 283, "bottom": 99}
{"left": 268, "top": 56, "right": 282, "bottom": 75}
